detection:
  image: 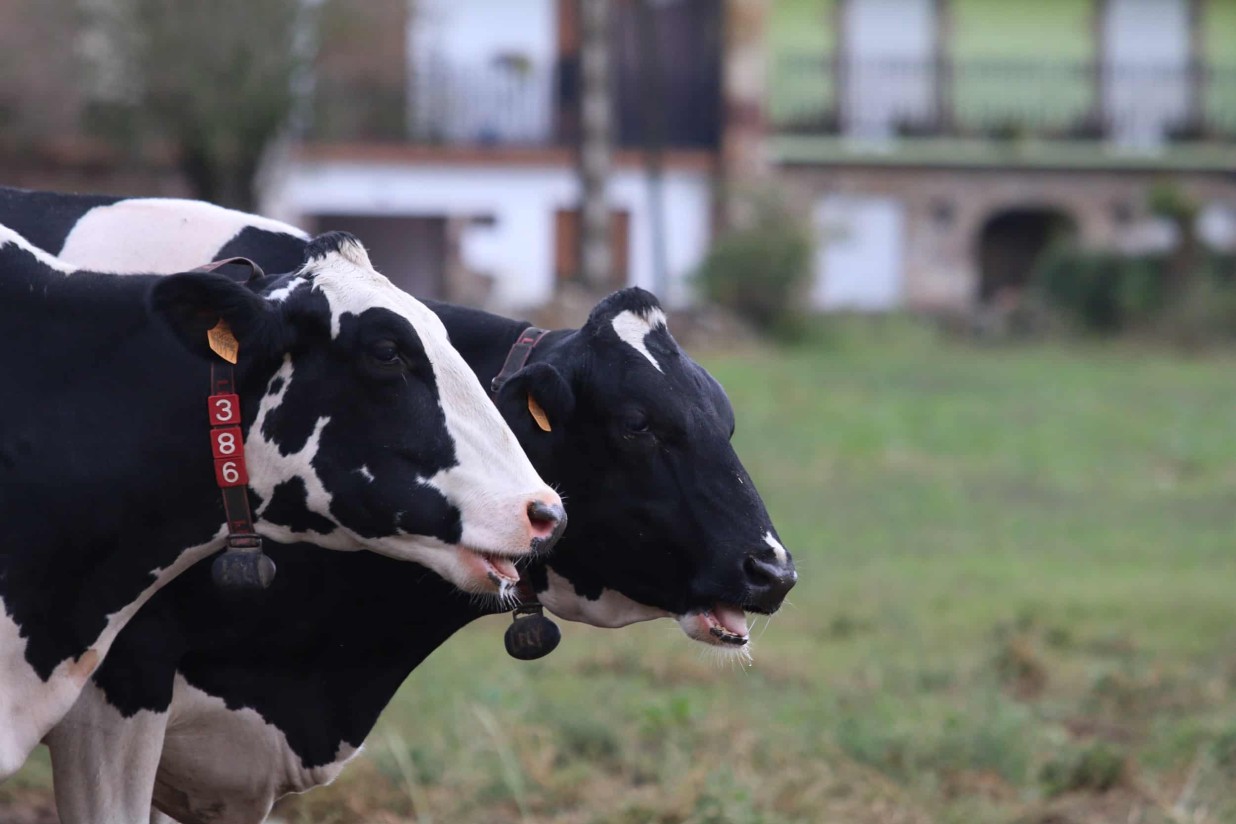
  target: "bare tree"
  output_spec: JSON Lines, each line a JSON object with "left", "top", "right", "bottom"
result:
{"left": 90, "top": 0, "right": 313, "bottom": 210}
{"left": 577, "top": 0, "right": 613, "bottom": 292}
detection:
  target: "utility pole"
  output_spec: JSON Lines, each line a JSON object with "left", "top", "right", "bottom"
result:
{"left": 577, "top": 0, "right": 612, "bottom": 291}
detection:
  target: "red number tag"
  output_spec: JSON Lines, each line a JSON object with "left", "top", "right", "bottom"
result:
{"left": 208, "top": 394, "right": 241, "bottom": 426}
{"left": 214, "top": 456, "right": 249, "bottom": 488}
{"left": 210, "top": 426, "right": 243, "bottom": 459}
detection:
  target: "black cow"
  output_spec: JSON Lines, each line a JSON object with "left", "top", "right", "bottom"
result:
{"left": 0, "top": 189, "right": 795, "bottom": 823}
{"left": 0, "top": 222, "right": 562, "bottom": 785}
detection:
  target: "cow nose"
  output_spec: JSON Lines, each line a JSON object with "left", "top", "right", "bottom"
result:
{"left": 527, "top": 499, "right": 567, "bottom": 554}
{"left": 742, "top": 554, "right": 797, "bottom": 612}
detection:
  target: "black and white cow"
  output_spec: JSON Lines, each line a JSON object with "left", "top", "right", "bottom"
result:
{"left": 0, "top": 189, "right": 795, "bottom": 823}
{"left": 0, "top": 222, "right": 563, "bottom": 785}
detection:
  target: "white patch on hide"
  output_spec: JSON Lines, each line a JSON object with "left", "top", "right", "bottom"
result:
{"left": 45, "top": 681, "right": 170, "bottom": 823}
{"left": 151, "top": 676, "right": 359, "bottom": 824}
{"left": 0, "top": 532, "right": 224, "bottom": 781}
{"left": 611, "top": 308, "right": 667, "bottom": 372}
{"left": 538, "top": 569, "right": 670, "bottom": 628}
{"left": 58, "top": 199, "right": 308, "bottom": 274}
{"left": 0, "top": 224, "right": 77, "bottom": 273}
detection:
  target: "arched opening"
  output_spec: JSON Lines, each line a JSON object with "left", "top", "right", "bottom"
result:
{"left": 977, "top": 208, "right": 1077, "bottom": 304}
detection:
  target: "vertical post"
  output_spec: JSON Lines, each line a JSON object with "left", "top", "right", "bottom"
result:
{"left": 933, "top": 0, "right": 953, "bottom": 135}
{"left": 577, "top": 0, "right": 613, "bottom": 291}
{"left": 833, "top": 0, "right": 848, "bottom": 135}
{"left": 1188, "top": 0, "right": 1205, "bottom": 131}
{"left": 635, "top": 0, "right": 669, "bottom": 299}
{"left": 1092, "top": 0, "right": 1108, "bottom": 137}
{"left": 719, "top": 0, "right": 771, "bottom": 232}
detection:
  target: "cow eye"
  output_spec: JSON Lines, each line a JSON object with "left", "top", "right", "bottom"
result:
{"left": 624, "top": 410, "right": 651, "bottom": 434}
{"left": 368, "top": 340, "right": 401, "bottom": 366}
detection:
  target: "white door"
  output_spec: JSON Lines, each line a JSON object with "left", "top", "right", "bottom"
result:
{"left": 1103, "top": 0, "right": 1190, "bottom": 146}
{"left": 813, "top": 195, "right": 905, "bottom": 311}
{"left": 842, "top": 0, "right": 936, "bottom": 139}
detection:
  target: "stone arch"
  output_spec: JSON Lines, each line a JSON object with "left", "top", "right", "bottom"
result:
{"left": 976, "top": 207, "right": 1078, "bottom": 304}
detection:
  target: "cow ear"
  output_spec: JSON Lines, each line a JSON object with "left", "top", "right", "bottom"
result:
{"left": 498, "top": 362, "right": 574, "bottom": 435}
{"left": 149, "top": 272, "right": 286, "bottom": 366}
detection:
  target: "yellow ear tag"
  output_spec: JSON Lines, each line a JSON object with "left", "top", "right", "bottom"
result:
{"left": 206, "top": 319, "right": 240, "bottom": 365}
{"left": 528, "top": 395, "right": 552, "bottom": 432}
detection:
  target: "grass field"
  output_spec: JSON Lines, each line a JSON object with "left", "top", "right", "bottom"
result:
{"left": 6, "top": 321, "right": 1236, "bottom": 823}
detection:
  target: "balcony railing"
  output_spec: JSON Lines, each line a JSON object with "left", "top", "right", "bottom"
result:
{"left": 309, "top": 56, "right": 721, "bottom": 149}
{"left": 772, "top": 56, "right": 1236, "bottom": 145}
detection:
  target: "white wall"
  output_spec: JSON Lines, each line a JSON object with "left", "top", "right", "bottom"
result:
{"left": 264, "top": 159, "right": 712, "bottom": 311}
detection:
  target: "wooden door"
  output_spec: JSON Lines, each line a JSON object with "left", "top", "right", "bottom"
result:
{"left": 554, "top": 208, "right": 630, "bottom": 289}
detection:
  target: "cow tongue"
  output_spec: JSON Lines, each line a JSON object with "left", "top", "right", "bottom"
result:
{"left": 709, "top": 603, "right": 749, "bottom": 642}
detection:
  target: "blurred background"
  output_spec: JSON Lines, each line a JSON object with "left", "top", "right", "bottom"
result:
{"left": 2, "top": 1, "right": 1235, "bottom": 822}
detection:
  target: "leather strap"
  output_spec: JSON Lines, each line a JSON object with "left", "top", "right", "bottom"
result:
{"left": 194, "top": 256, "right": 265, "bottom": 283}
{"left": 490, "top": 327, "right": 548, "bottom": 398}
{"left": 208, "top": 362, "right": 261, "bottom": 553}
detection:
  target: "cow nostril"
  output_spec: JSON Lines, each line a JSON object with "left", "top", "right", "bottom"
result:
{"left": 527, "top": 500, "right": 566, "bottom": 542}
{"left": 742, "top": 554, "right": 797, "bottom": 609}
{"left": 743, "top": 555, "right": 775, "bottom": 588}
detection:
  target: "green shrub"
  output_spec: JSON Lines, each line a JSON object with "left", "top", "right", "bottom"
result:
{"left": 694, "top": 194, "right": 814, "bottom": 341}
{"left": 1032, "top": 246, "right": 1164, "bottom": 333}
{"left": 1032, "top": 244, "right": 1236, "bottom": 341}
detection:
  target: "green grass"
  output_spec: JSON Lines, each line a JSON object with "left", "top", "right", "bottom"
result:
{"left": 7, "top": 320, "right": 1236, "bottom": 823}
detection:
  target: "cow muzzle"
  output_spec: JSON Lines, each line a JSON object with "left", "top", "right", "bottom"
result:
{"left": 527, "top": 500, "right": 567, "bottom": 555}
{"left": 675, "top": 542, "right": 797, "bottom": 651}
{"left": 450, "top": 489, "right": 566, "bottom": 596}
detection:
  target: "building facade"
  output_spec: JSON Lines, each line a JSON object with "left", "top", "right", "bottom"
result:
{"left": 263, "top": 0, "right": 729, "bottom": 312}
{"left": 770, "top": 0, "right": 1236, "bottom": 311}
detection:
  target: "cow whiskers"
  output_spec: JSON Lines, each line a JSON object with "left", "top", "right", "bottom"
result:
{"left": 698, "top": 639, "right": 754, "bottom": 669}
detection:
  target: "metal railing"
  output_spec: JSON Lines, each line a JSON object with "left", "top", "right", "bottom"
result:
{"left": 308, "top": 56, "right": 721, "bottom": 149}
{"left": 772, "top": 55, "right": 1236, "bottom": 144}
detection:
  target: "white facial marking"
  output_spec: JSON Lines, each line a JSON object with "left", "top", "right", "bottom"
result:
{"left": 764, "top": 532, "right": 788, "bottom": 564}
{"left": 58, "top": 198, "right": 308, "bottom": 273}
{"left": 268, "top": 243, "right": 560, "bottom": 580}
{"left": 356, "top": 465, "right": 375, "bottom": 483}
{"left": 266, "top": 275, "right": 307, "bottom": 303}
{"left": 246, "top": 358, "right": 356, "bottom": 550}
{"left": 611, "top": 308, "right": 667, "bottom": 372}
{"left": 0, "top": 224, "right": 77, "bottom": 273}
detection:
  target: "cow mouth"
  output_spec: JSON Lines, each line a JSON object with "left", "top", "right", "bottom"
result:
{"left": 459, "top": 547, "right": 521, "bottom": 590}
{"left": 678, "top": 603, "right": 749, "bottom": 647}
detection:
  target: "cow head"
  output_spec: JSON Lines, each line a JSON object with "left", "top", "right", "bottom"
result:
{"left": 152, "top": 232, "right": 565, "bottom": 597}
{"left": 492, "top": 288, "right": 795, "bottom": 652}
